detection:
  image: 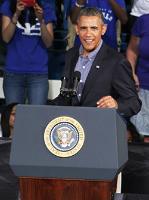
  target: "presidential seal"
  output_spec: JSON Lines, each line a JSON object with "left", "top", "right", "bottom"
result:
{"left": 44, "top": 116, "right": 85, "bottom": 157}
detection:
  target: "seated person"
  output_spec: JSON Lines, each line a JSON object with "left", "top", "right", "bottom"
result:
{"left": 0, "top": 102, "right": 19, "bottom": 200}
{"left": 1, "top": 102, "right": 18, "bottom": 138}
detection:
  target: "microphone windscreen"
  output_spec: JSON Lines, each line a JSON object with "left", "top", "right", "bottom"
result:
{"left": 60, "top": 76, "right": 68, "bottom": 96}
{"left": 61, "top": 76, "right": 67, "bottom": 81}
{"left": 73, "top": 71, "right": 81, "bottom": 81}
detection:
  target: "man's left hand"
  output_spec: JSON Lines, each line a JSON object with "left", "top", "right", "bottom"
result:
{"left": 96, "top": 96, "right": 118, "bottom": 109}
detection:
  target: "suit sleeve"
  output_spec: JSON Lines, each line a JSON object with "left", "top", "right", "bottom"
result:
{"left": 112, "top": 58, "right": 141, "bottom": 118}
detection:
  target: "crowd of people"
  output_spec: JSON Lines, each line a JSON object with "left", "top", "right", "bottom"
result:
{"left": 0, "top": 0, "right": 149, "bottom": 198}
{"left": 0, "top": 0, "right": 148, "bottom": 140}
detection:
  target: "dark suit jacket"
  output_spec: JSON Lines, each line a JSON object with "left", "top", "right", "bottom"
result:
{"left": 51, "top": 43, "right": 141, "bottom": 118}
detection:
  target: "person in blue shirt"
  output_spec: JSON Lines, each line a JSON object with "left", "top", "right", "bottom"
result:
{"left": 0, "top": 0, "right": 56, "bottom": 105}
{"left": 67, "top": 0, "right": 128, "bottom": 49}
{"left": 127, "top": 14, "right": 149, "bottom": 138}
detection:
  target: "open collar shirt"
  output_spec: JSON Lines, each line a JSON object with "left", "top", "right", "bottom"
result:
{"left": 75, "top": 40, "right": 103, "bottom": 99}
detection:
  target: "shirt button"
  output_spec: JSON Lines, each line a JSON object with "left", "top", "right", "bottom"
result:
{"left": 82, "top": 66, "right": 85, "bottom": 69}
{"left": 78, "top": 94, "right": 81, "bottom": 97}
{"left": 80, "top": 79, "right": 83, "bottom": 82}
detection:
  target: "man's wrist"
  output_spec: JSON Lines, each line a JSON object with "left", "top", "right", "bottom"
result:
{"left": 75, "top": 1, "right": 85, "bottom": 8}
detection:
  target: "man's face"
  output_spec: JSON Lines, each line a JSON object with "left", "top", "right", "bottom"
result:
{"left": 75, "top": 16, "right": 107, "bottom": 55}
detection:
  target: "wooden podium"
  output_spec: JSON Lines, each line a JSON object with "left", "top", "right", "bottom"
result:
{"left": 10, "top": 105, "right": 128, "bottom": 200}
{"left": 19, "top": 177, "right": 117, "bottom": 200}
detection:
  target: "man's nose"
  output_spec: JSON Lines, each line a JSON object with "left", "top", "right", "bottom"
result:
{"left": 86, "top": 28, "right": 92, "bottom": 36}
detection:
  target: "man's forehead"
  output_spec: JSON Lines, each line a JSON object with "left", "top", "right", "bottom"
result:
{"left": 78, "top": 16, "right": 101, "bottom": 25}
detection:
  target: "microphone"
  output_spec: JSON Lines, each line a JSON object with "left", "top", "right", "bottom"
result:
{"left": 60, "top": 76, "right": 68, "bottom": 96}
{"left": 72, "top": 71, "right": 81, "bottom": 96}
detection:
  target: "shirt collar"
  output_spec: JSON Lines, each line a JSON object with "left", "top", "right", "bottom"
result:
{"left": 79, "top": 40, "right": 103, "bottom": 59}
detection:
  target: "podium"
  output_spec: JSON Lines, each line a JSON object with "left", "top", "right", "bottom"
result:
{"left": 10, "top": 105, "right": 128, "bottom": 200}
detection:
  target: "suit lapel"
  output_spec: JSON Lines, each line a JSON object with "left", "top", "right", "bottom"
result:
{"left": 80, "top": 43, "right": 108, "bottom": 102}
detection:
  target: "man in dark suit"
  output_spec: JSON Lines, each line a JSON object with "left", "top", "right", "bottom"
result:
{"left": 49, "top": 7, "right": 141, "bottom": 119}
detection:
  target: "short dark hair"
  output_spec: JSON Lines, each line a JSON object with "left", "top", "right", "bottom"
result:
{"left": 77, "top": 7, "right": 105, "bottom": 24}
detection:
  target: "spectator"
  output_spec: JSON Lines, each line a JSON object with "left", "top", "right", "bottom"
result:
{"left": 1, "top": 102, "right": 18, "bottom": 138}
{"left": 126, "top": 14, "right": 149, "bottom": 139}
{"left": 129, "top": 0, "right": 149, "bottom": 28}
{"left": 0, "top": 0, "right": 56, "bottom": 105}
{"left": 0, "top": 102, "right": 19, "bottom": 200}
{"left": 126, "top": 0, "right": 149, "bottom": 44}
{"left": 67, "top": 0, "right": 128, "bottom": 49}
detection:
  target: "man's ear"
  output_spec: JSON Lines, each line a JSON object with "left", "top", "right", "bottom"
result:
{"left": 101, "top": 24, "right": 107, "bottom": 36}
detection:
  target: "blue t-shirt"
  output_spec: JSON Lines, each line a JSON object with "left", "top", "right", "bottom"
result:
{"left": 132, "top": 14, "right": 149, "bottom": 90}
{"left": 70, "top": 0, "right": 126, "bottom": 49}
{"left": 0, "top": 0, "right": 56, "bottom": 74}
